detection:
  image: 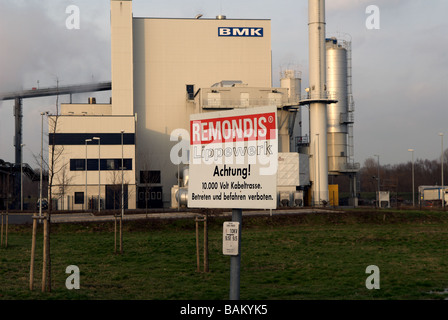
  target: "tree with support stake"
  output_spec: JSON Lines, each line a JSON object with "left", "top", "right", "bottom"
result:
{"left": 30, "top": 82, "right": 64, "bottom": 292}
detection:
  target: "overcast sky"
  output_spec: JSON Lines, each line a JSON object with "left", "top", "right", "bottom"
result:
{"left": 0, "top": 0, "right": 447, "bottom": 168}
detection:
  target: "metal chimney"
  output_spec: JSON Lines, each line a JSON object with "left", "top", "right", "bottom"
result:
{"left": 308, "top": 0, "right": 330, "bottom": 206}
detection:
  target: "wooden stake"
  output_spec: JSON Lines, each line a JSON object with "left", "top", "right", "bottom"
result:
{"left": 195, "top": 218, "right": 200, "bottom": 272}
{"left": 114, "top": 215, "right": 117, "bottom": 254}
{"left": 29, "top": 215, "right": 37, "bottom": 290}
{"left": 5, "top": 214, "right": 7, "bottom": 248}
{"left": 204, "top": 215, "right": 209, "bottom": 272}
{"left": 41, "top": 216, "right": 48, "bottom": 292}
{"left": 119, "top": 215, "right": 122, "bottom": 254}
{"left": 1, "top": 213, "right": 3, "bottom": 247}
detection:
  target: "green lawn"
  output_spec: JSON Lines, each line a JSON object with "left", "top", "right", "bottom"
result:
{"left": 1, "top": 209, "right": 447, "bottom": 300}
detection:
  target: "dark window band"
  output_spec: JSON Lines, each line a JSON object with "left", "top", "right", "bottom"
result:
{"left": 70, "top": 158, "right": 133, "bottom": 171}
{"left": 49, "top": 133, "right": 135, "bottom": 145}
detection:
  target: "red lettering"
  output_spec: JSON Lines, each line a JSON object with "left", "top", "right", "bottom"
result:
{"left": 190, "top": 112, "right": 276, "bottom": 145}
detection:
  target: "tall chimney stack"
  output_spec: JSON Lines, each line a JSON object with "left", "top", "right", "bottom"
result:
{"left": 308, "top": 0, "right": 329, "bottom": 206}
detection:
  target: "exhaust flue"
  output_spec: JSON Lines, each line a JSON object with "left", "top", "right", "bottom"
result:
{"left": 308, "top": 0, "right": 329, "bottom": 206}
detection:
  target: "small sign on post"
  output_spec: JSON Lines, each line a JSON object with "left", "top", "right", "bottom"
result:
{"left": 223, "top": 221, "right": 240, "bottom": 256}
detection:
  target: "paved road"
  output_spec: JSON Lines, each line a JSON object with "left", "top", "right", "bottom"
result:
{"left": 1, "top": 213, "right": 34, "bottom": 225}
{"left": 2, "top": 208, "right": 342, "bottom": 225}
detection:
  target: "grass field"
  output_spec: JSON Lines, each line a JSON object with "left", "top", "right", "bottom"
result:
{"left": 1, "top": 209, "right": 447, "bottom": 300}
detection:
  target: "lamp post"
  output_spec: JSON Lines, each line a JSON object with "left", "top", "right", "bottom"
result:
{"left": 374, "top": 154, "right": 380, "bottom": 207}
{"left": 440, "top": 133, "right": 444, "bottom": 208}
{"left": 21, "top": 143, "right": 26, "bottom": 211}
{"left": 93, "top": 137, "right": 101, "bottom": 212}
{"left": 121, "top": 130, "right": 125, "bottom": 254}
{"left": 85, "top": 139, "right": 92, "bottom": 210}
{"left": 121, "top": 130, "right": 125, "bottom": 218}
{"left": 408, "top": 149, "right": 415, "bottom": 207}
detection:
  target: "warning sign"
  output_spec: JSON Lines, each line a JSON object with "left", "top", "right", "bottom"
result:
{"left": 223, "top": 221, "right": 240, "bottom": 256}
{"left": 188, "top": 106, "right": 278, "bottom": 209}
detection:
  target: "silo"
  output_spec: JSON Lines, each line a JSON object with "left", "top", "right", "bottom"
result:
{"left": 326, "top": 38, "right": 349, "bottom": 174}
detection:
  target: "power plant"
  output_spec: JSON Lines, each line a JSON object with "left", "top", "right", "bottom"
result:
{"left": 0, "top": 0, "right": 360, "bottom": 211}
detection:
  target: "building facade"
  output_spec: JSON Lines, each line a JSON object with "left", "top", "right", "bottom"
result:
{"left": 50, "top": 0, "right": 302, "bottom": 209}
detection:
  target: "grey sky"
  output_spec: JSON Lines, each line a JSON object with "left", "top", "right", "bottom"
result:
{"left": 0, "top": 0, "right": 447, "bottom": 168}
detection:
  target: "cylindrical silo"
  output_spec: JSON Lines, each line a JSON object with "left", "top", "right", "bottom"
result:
{"left": 326, "top": 38, "right": 348, "bottom": 174}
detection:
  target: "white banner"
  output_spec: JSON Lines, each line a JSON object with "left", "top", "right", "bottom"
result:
{"left": 188, "top": 106, "right": 277, "bottom": 209}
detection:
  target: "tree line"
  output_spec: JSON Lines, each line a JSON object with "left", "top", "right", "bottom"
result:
{"left": 333, "top": 149, "right": 448, "bottom": 194}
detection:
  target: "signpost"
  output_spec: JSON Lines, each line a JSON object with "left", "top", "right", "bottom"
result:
{"left": 188, "top": 106, "right": 278, "bottom": 299}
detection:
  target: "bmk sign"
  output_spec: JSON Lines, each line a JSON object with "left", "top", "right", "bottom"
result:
{"left": 218, "top": 27, "right": 263, "bottom": 37}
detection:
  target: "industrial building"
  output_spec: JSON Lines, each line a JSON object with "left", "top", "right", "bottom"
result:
{"left": 45, "top": 0, "right": 359, "bottom": 210}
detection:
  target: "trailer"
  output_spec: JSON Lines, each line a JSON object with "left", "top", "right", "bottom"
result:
{"left": 418, "top": 186, "right": 448, "bottom": 207}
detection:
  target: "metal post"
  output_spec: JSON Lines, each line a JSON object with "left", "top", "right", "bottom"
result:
{"left": 121, "top": 130, "right": 125, "bottom": 218}
{"left": 14, "top": 98, "right": 23, "bottom": 165}
{"left": 316, "top": 133, "right": 320, "bottom": 205}
{"left": 120, "top": 130, "right": 124, "bottom": 254}
{"left": 93, "top": 137, "right": 101, "bottom": 212}
{"left": 440, "top": 133, "right": 444, "bottom": 209}
{"left": 21, "top": 143, "right": 25, "bottom": 211}
{"left": 40, "top": 113, "right": 43, "bottom": 217}
{"left": 412, "top": 151, "right": 415, "bottom": 207}
{"left": 85, "top": 139, "right": 92, "bottom": 210}
{"left": 408, "top": 149, "right": 415, "bottom": 207}
{"left": 229, "top": 208, "right": 242, "bottom": 300}
{"left": 375, "top": 154, "right": 380, "bottom": 207}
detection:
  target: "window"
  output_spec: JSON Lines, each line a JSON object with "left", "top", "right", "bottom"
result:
{"left": 70, "top": 159, "right": 85, "bottom": 171}
{"left": 123, "top": 159, "right": 132, "bottom": 170}
{"left": 74, "top": 192, "right": 84, "bottom": 204}
{"left": 106, "top": 159, "right": 116, "bottom": 170}
{"left": 186, "top": 85, "right": 195, "bottom": 100}
{"left": 140, "top": 170, "right": 161, "bottom": 184}
{"left": 70, "top": 158, "right": 132, "bottom": 171}
{"left": 88, "top": 159, "right": 99, "bottom": 171}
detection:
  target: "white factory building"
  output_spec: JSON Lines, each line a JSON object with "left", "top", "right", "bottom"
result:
{"left": 49, "top": 0, "right": 358, "bottom": 210}
{"left": 49, "top": 0, "right": 304, "bottom": 210}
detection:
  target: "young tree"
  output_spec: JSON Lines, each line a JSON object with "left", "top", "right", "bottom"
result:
{"left": 42, "top": 82, "right": 65, "bottom": 292}
{"left": 55, "top": 166, "right": 74, "bottom": 210}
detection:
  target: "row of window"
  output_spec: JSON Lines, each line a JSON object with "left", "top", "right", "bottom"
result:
{"left": 70, "top": 158, "right": 133, "bottom": 171}
{"left": 49, "top": 133, "right": 135, "bottom": 145}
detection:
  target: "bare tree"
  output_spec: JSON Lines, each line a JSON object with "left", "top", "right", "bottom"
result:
{"left": 55, "top": 166, "right": 74, "bottom": 210}
{"left": 138, "top": 153, "right": 167, "bottom": 214}
{"left": 41, "top": 81, "right": 65, "bottom": 292}
{"left": 108, "top": 169, "right": 131, "bottom": 211}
